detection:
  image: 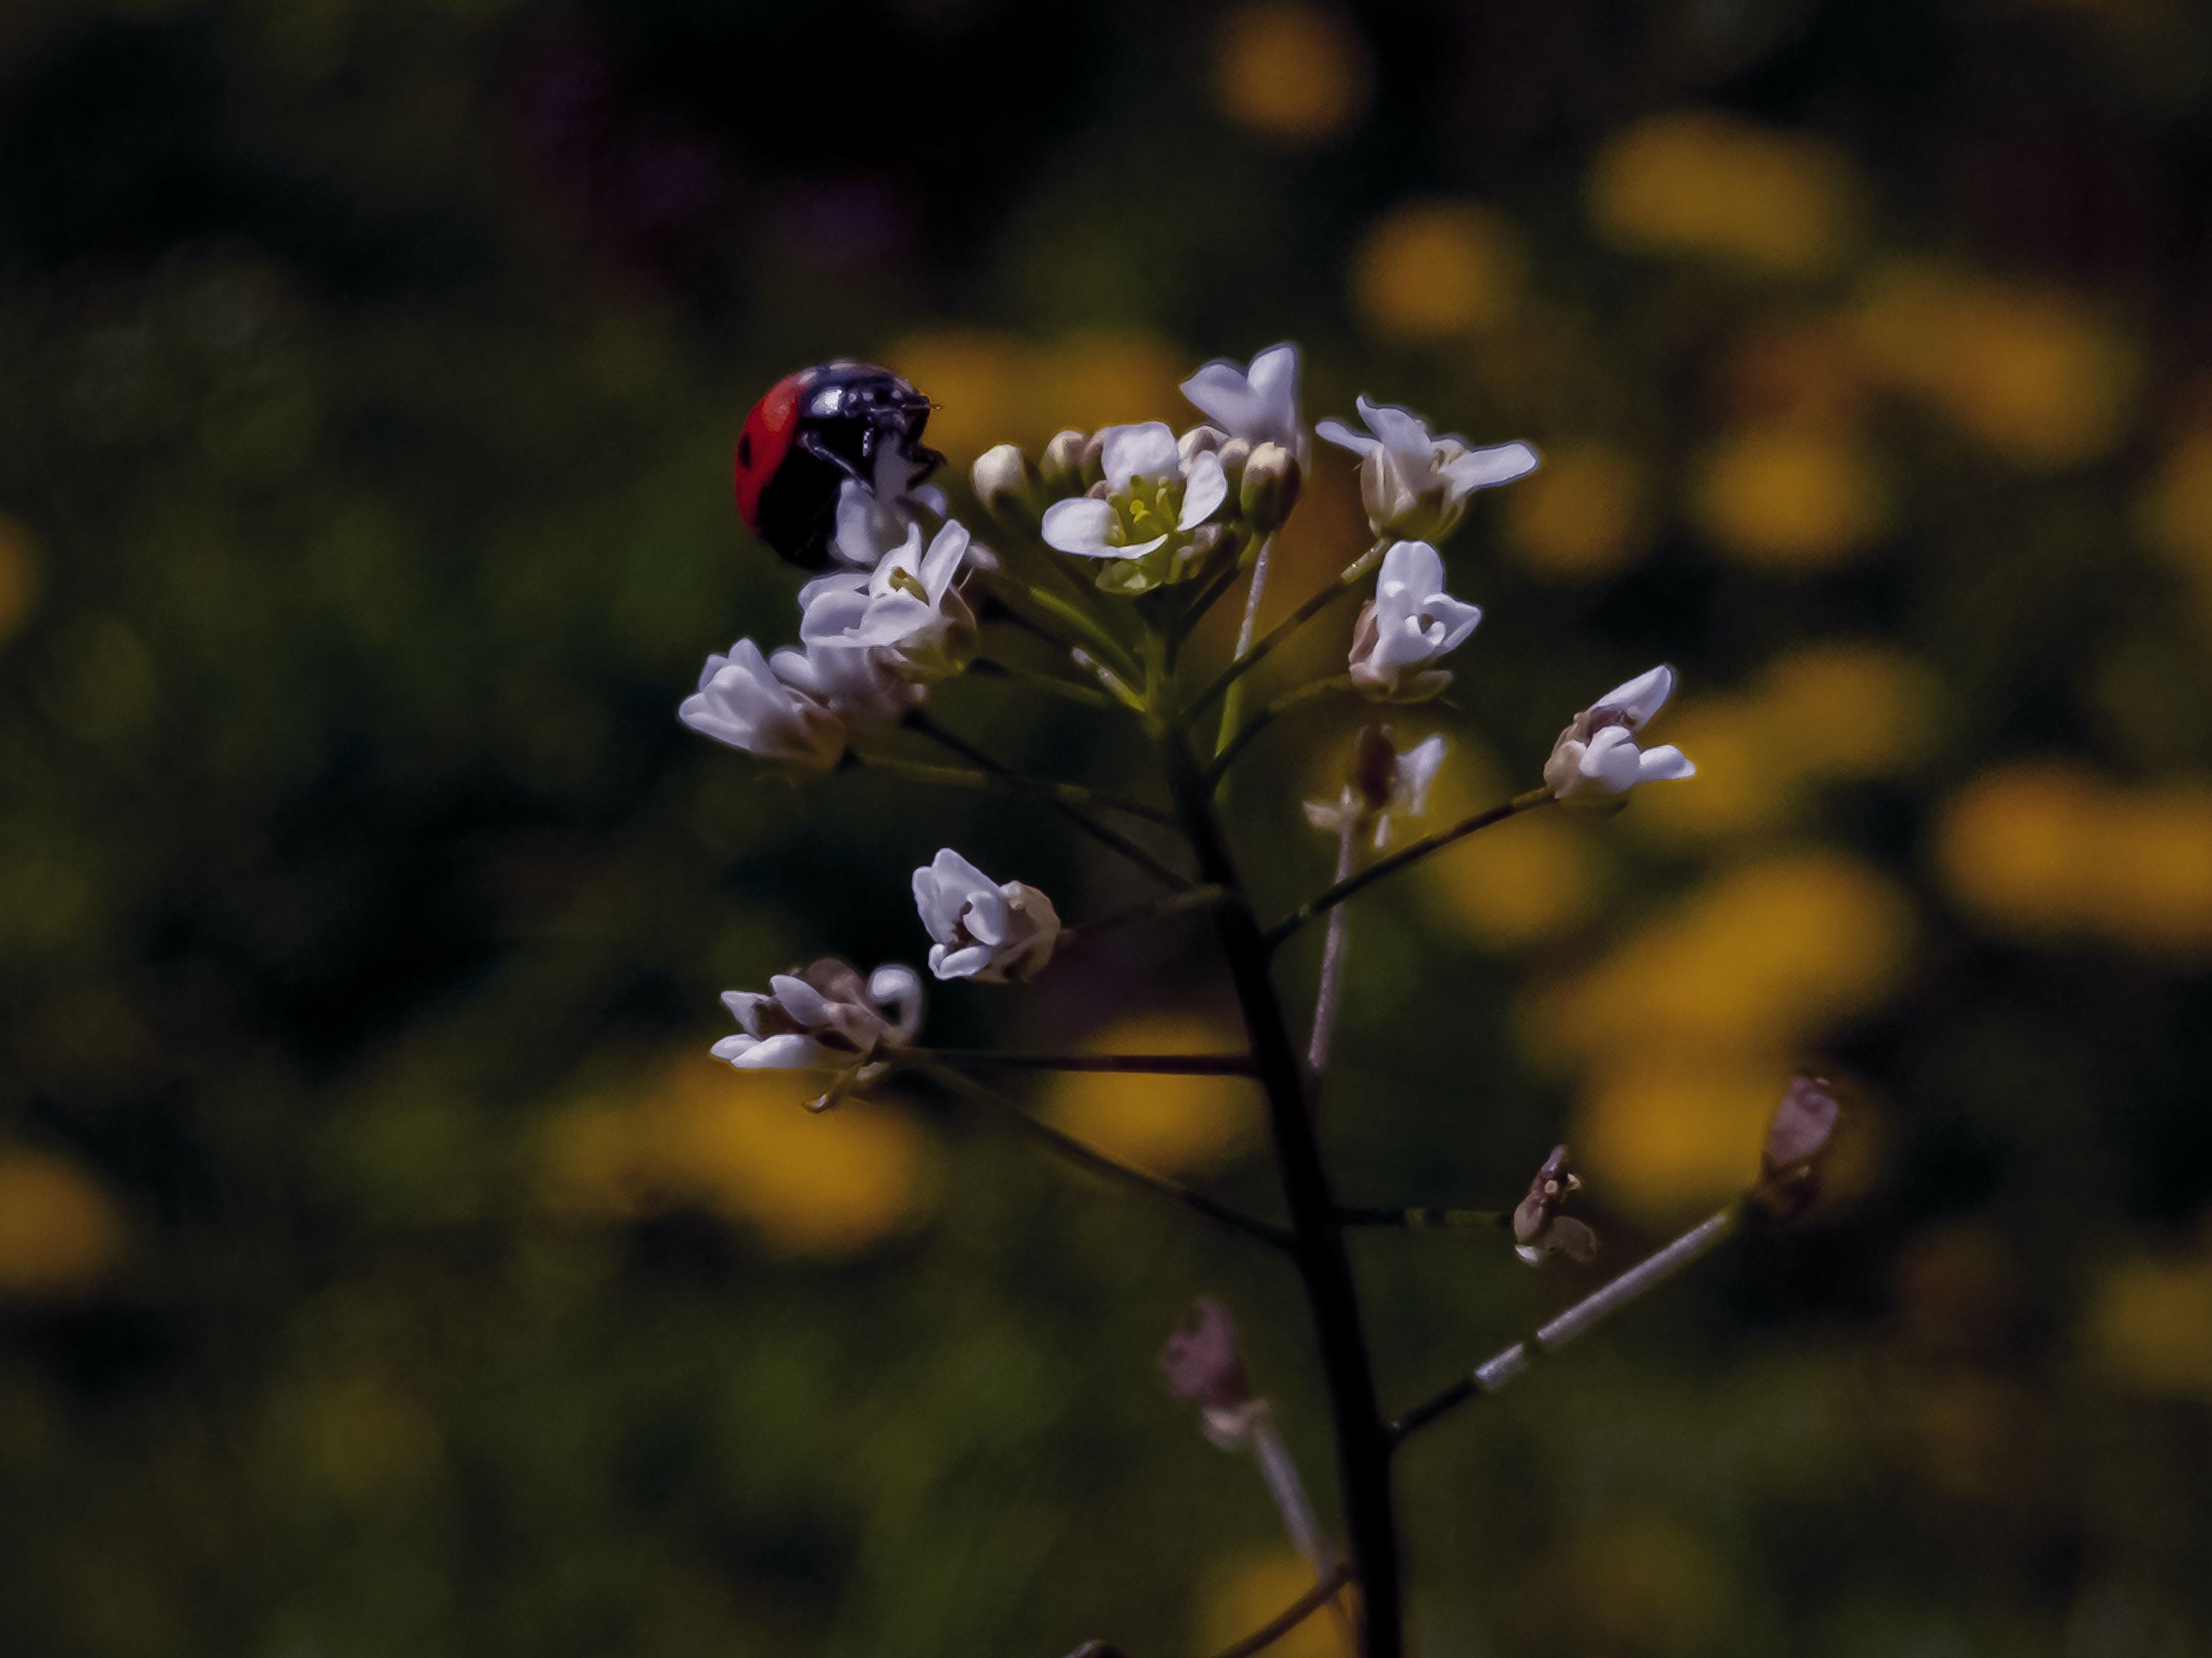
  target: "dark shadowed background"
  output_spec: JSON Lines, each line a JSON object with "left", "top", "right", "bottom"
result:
{"left": 3, "top": 1, "right": 2211, "bottom": 1654}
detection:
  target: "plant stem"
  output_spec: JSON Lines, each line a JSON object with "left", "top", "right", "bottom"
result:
{"left": 970, "top": 656, "right": 1121, "bottom": 711}
{"left": 1062, "top": 882, "right": 1229, "bottom": 946}
{"left": 903, "top": 714, "right": 1193, "bottom": 891}
{"left": 1306, "top": 791, "right": 1360, "bottom": 1077}
{"left": 851, "top": 752, "right": 1175, "bottom": 826}
{"left": 1214, "top": 534, "right": 1276, "bottom": 753}
{"left": 1163, "top": 737, "right": 1402, "bottom": 1658}
{"left": 1206, "top": 677, "right": 1353, "bottom": 791}
{"left": 1186, "top": 539, "right": 1388, "bottom": 722}
{"left": 916, "top": 1049, "right": 1255, "bottom": 1076}
{"left": 1389, "top": 1202, "right": 1744, "bottom": 1444}
{"left": 1201, "top": 1561, "right": 1358, "bottom": 1658}
{"left": 1264, "top": 789, "right": 1554, "bottom": 950}
{"left": 908, "top": 1061, "right": 1292, "bottom": 1253}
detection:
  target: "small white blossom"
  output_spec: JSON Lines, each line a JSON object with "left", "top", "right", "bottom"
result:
{"left": 1316, "top": 397, "right": 1538, "bottom": 542}
{"left": 1180, "top": 343, "right": 1308, "bottom": 464}
{"left": 800, "top": 518, "right": 979, "bottom": 686}
{"left": 830, "top": 442, "right": 950, "bottom": 568}
{"left": 1306, "top": 732, "right": 1445, "bottom": 850}
{"left": 1543, "top": 664, "right": 1697, "bottom": 809}
{"left": 911, "top": 849, "right": 1062, "bottom": 983}
{"left": 1346, "top": 540, "right": 1482, "bottom": 701}
{"left": 770, "top": 636, "right": 915, "bottom": 730}
{"left": 713, "top": 958, "right": 924, "bottom": 1075}
{"left": 1039, "top": 421, "right": 1228, "bottom": 588}
{"left": 679, "top": 638, "right": 846, "bottom": 769}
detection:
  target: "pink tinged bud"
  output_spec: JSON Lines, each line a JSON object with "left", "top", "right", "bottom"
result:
{"left": 1162, "top": 1295, "right": 1267, "bottom": 1449}
{"left": 1512, "top": 1144, "right": 1599, "bottom": 1265}
{"left": 1757, "top": 1074, "right": 1843, "bottom": 1218}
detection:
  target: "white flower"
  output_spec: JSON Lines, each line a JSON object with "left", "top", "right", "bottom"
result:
{"left": 769, "top": 636, "right": 915, "bottom": 730}
{"left": 800, "top": 518, "right": 979, "bottom": 685}
{"left": 679, "top": 638, "right": 846, "bottom": 769}
{"left": 1180, "top": 343, "right": 1308, "bottom": 464}
{"left": 713, "top": 958, "right": 924, "bottom": 1073}
{"left": 911, "top": 849, "right": 1062, "bottom": 983}
{"left": 1305, "top": 732, "right": 1445, "bottom": 849}
{"left": 830, "top": 442, "right": 950, "bottom": 568}
{"left": 1316, "top": 397, "right": 1538, "bottom": 542}
{"left": 1346, "top": 540, "right": 1483, "bottom": 701}
{"left": 1039, "top": 421, "right": 1228, "bottom": 587}
{"left": 1543, "top": 664, "right": 1697, "bottom": 809}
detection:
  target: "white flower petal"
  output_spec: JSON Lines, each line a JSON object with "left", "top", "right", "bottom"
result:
{"left": 1100, "top": 422, "right": 1180, "bottom": 492}
{"left": 1636, "top": 744, "right": 1697, "bottom": 782}
{"left": 1583, "top": 726, "right": 1644, "bottom": 792}
{"left": 1315, "top": 417, "right": 1381, "bottom": 456}
{"left": 729, "top": 1033, "right": 830, "bottom": 1069}
{"left": 1040, "top": 497, "right": 1116, "bottom": 554}
{"left": 1440, "top": 440, "right": 1541, "bottom": 492}
{"left": 1594, "top": 664, "right": 1676, "bottom": 728}
{"left": 1179, "top": 451, "right": 1228, "bottom": 529}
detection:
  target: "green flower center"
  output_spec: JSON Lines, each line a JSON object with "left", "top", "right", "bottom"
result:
{"left": 1109, "top": 475, "right": 1184, "bottom": 546}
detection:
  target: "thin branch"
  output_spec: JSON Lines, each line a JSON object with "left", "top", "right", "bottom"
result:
{"left": 904, "top": 714, "right": 1194, "bottom": 891}
{"left": 970, "top": 657, "right": 1122, "bottom": 711}
{"left": 1200, "top": 1561, "right": 1358, "bottom": 1658}
{"left": 1264, "top": 789, "right": 1554, "bottom": 951}
{"left": 1306, "top": 790, "right": 1361, "bottom": 1076}
{"left": 849, "top": 752, "right": 1175, "bottom": 826}
{"left": 907, "top": 1061, "right": 1293, "bottom": 1253}
{"left": 1390, "top": 1202, "right": 1744, "bottom": 1445}
{"left": 1184, "top": 539, "right": 1388, "bottom": 721}
{"left": 917, "top": 1049, "right": 1256, "bottom": 1077}
{"left": 1337, "top": 1205, "right": 1509, "bottom": 1230}
{"left": 973, "top": 563, "right": 1139, "bottom": 682}
{"left": 1062, "top": 883, "right": 1229, "bottom": 947}
{"left": 1214, "top": 534, "right": 1276, "bottom": 753}
{"left": 1206, "top": 678, "right": 1354, "bottom": 790}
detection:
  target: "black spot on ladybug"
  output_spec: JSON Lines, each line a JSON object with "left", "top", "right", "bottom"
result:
{"left": 732, "top": 361, "right": 943, "bottom": 569}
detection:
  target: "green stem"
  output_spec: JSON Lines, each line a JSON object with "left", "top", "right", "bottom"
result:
{"left": 848, "top": 752, "right": 1175, "bottom": 828}
{"left": 1185, "top": 538, "right": 1388, "bottom": 723}
{"left": 970, "top": 657, "right": 1121, "bottom": 711}
{"left": 975, "top": 565, "right": 1138, "bottom": 683}
{"left": 902, "top": 714, "right": 1193, "bottom": 891}
{"left": 909, "top": 1061, "right": 1292, "bottom": 1252}
{"left": 1214, "top": 533, "right": 1276, "bottom": 753}
{"left": 1162, "top": 736, "right": 1405, "bottom": 1658}
{"left": 1389, "top": 1201, "right": 1745, "bottom": 1444}
{"left": 1264, "top": 789, "right": 1554, "bottom": 950}
{"left": 1206, "top": 677, "right": 1354, "bottom": 790}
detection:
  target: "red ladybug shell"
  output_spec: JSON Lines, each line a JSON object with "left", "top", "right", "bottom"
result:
{"left": 730, "top": 361, "right": 940, "bottom": 569}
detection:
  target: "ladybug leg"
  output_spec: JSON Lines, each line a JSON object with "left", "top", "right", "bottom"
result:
{"left": 905, "top": 443, "right": 945, "bottom": 490}
{"left": 793, "top": 427, "right": 872, "bottom": 486}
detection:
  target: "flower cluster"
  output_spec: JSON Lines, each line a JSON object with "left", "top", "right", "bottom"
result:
{"left": 681, "top": 517, "right": 984, "bottom": 768}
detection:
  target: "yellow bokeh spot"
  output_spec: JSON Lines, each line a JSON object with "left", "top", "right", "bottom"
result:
{"left": 0, "top": 1151, "right": 125, "bottom": 1298}
{"left": 1422, "top": 809, "right": 1599, "bottom": 950}
{"left": 2091, "top": 1241, "right": 2212, "bottom": 1397}
{"left": 1200, "top": 1550, "right": 1357, "bottom": 1658}
{"left": 1349, "top": 199, "right": 1523, "bottom": 341}
{"left": 542, "top": 1057, "right": 937, "bottom": 1260}
{"left": 1693, "top": 428, "right": 1886, "bottom": 568}
{"left": 1575, "top": 1052, "right": 1794, "bottom": 1216}
{"left": 1934, "top": 765, "right": 2212, "bottom": 955}
{"left": 2140, "top": 426, "right": 2212, "bottom": 582}
{"left": 1529, "top": 852, "right": 1916, "bottom": 1063}
{"left": 1212, "top": 1, "right": 1372, "bottom": 145}
{"left": 1587, "top": 111, "right": 1861, "bottom": 275}
{"left": 1856, "top": 265, "right": 2135, "bottom": 467}
{"left": 1037, "top": 332, "right": 1188, "bottom": 441}
{"left": 884, "top": 329, "right": 1029, "bottom": 469}
{"left": 0, "top": 513, "right": 41, "bottom": 644}
{"left": 1627, "top": 697, "right": 1804, "bottom": 843}
{"left": 1505, "top": 442, "right": 1649, "bottom": 577}
{"left": 1043, "top": 1011, "right": 1260, "bottom": 1180}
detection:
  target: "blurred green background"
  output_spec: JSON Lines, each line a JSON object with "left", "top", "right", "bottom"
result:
{"left": 4, "top": 0, "right": 2212, "bottom": 1653}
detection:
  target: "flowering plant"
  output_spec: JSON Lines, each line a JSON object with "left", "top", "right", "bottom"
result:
{"left": 681, "top": 344, "right": 1838, "bottom": 1658}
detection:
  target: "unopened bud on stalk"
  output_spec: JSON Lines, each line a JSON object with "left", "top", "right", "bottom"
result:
{"left": 1040, "top": 429, "right": 1089, "bottom": 501}
{"left": 1513, "top": 1144, "right": 1599, "bottom": 1264}
{"left": 1215, "top": 436, "right": 1252, "bottom": 498}
{"left": 1178, "top": 423, "right": 1228, "bottom": 463}
{"left": 971, "top": 443, "right": 1043, "bottom": 531}
{"left": 1079, "top": 429, "right": 1108, "bottom": 488}
{"left": 1239, "top": 442, "right": 1302, "bottom": 532}
{"left": 1756, "top": 1074, "right": 1842, "bottom": 1219}
{"left": 1350, "top": 723, "right": 1399, "bottom": 815}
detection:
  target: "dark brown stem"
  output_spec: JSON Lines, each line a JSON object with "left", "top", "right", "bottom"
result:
{"left": 1200, "top": 1561, "right": 1358, "bottom": 1658}
{"left": 1164, "top": 738, "right": 1402, "bottom": 1658}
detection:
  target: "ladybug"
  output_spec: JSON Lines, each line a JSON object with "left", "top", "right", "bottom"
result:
{"left": 731, "top": 361, "right": 942, "bottom": 568}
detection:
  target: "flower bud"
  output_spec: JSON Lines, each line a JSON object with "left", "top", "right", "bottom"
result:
{"left": 1178, "top": 422, "right": 1228, "bottom": 463}
{"left": 1350, "top": 723, "right": 1399, "bottom": 815}
{"left": 1215, "top": 436, "right": 1252, "bottom": 498}
{"left": 970, "top": 443, "right": 1042, "bottom": 531}
{"left": 1040, "top": 428, "right": 1089, "bottom": 501}
{"left": 1756, "top": 1074, "right": 1842, "bottom": 1219}
{"left": 1079, "top": 428, "right": 1108, "bottom": 488}
{"left": 1239, "top": 442, "right": 1303, "bottom": 532}
{"left": 1162, "top": 1295, "right": 1265, "bottom": 1449}
{"left": 1513, "top": 1144, "right": 1599, "bottom": 1265}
